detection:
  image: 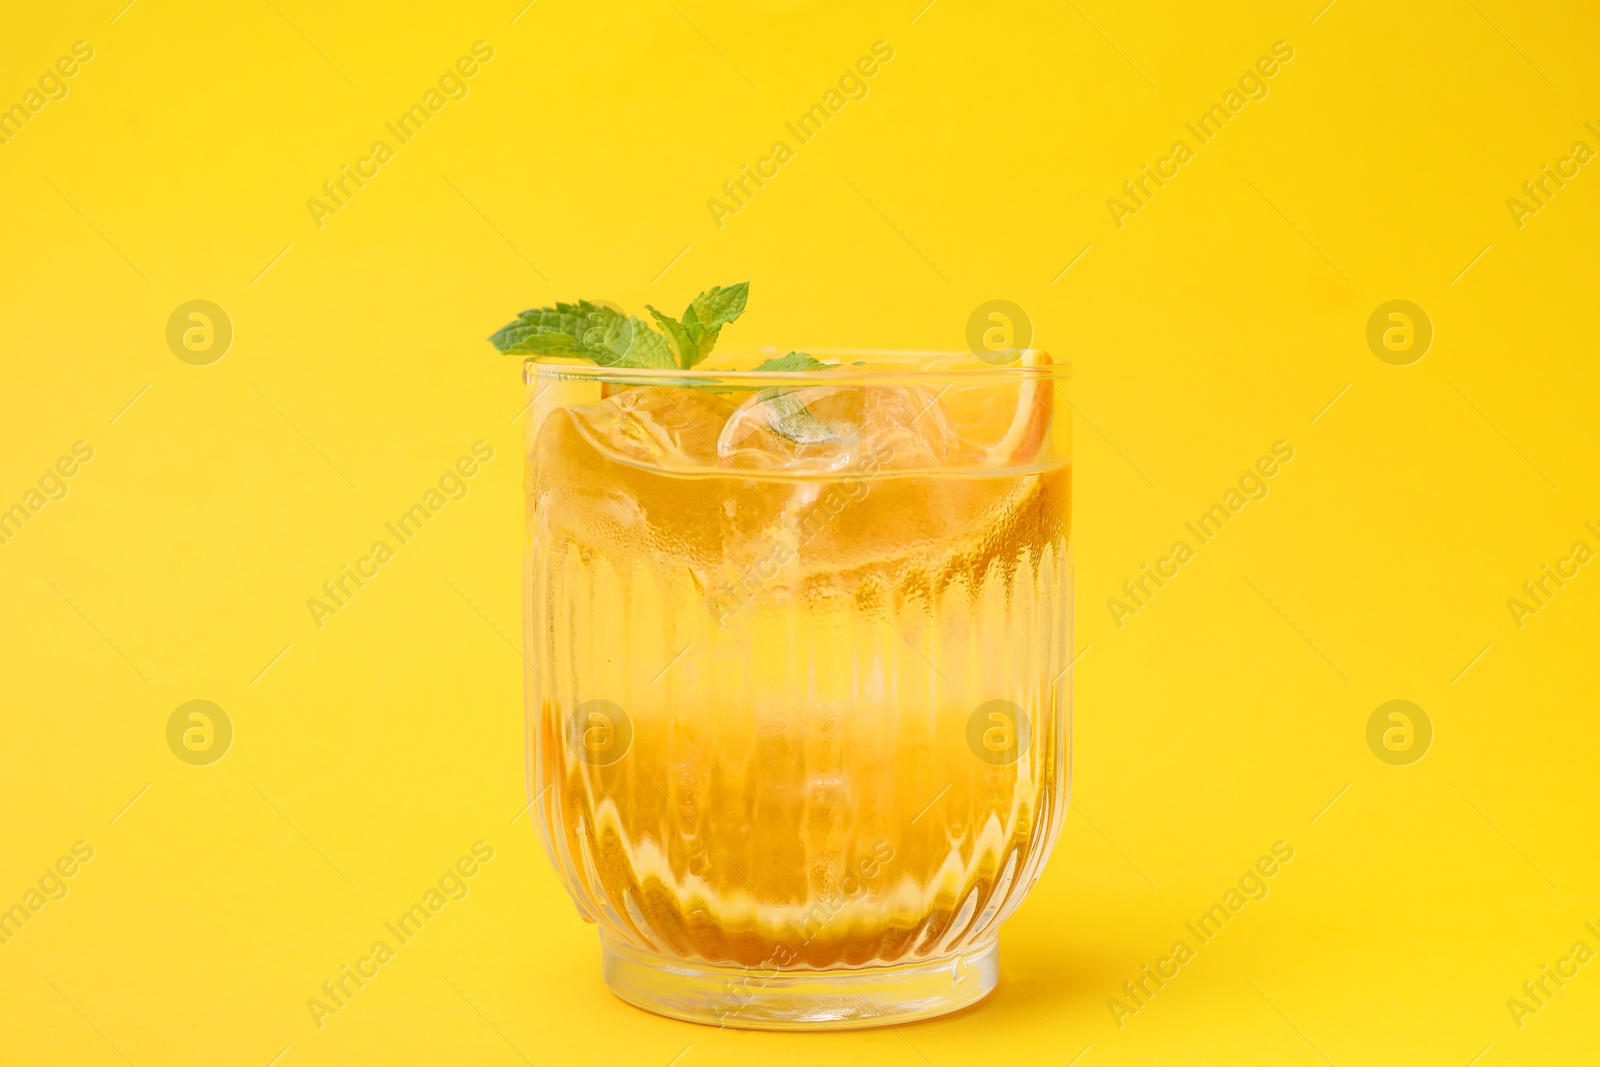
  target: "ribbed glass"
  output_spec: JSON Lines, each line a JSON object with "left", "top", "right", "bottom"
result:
{"left": 522, "top": 354, "right": 1071, "bottom": 1026}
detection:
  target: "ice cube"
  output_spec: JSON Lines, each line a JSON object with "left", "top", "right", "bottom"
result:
{"left": 565, "top": 386, "right": 736, "bottom": 470}
{"left": 531, "top": 388, "right": 736, "bottom": 565}
{"left": 716, "top": 385, "right": 959, "bottom": 473}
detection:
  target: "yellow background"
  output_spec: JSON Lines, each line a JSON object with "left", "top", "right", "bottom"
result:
{"left": 3, "top": 0, "right": 1597, "bottom": 1063}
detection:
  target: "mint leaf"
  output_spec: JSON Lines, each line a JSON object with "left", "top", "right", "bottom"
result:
{"left": 580, "top": 306, "right": 635, "bottom": 365}
{"left": 490, "top": 301, "right": 676, "bottom": 369}
{"left": 644, "top": 305, "right": 699, "bottom": 368}
{"left": 689, "top": 283, "right": 748, "bottom": 329}
{"left": 643, "top": 282, "right": 750, "bottom": 369}
{"left": 751, "top": 354, "right": 868, "bottom": 372}
{"left": 678, "top": 282, "right": 749, "bottom": 368}
{"left": 489, "top": 301, "right": 598, "bottom": 357}
{"left": 755, "top": 389, "right": 836, "bottom": 446}
{"left": 753, "top": 352, "right": 824, "bottom": 372}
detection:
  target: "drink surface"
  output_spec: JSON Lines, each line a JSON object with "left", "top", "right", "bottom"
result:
{"left": 525, "top": 358, "right": 1072, "bottom": 970}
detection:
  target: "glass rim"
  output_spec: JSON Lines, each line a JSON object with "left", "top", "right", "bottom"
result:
{"left": 523, "top": 348, "right": 1069, "bottom": 385}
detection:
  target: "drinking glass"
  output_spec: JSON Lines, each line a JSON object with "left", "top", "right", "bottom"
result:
{"left": 523, "top": 350, "right": 1072, "bottom": 1028}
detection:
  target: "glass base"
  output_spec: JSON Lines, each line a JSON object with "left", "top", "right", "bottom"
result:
{"left": 600, "top": 935, "right": 999, "bottom": 1030}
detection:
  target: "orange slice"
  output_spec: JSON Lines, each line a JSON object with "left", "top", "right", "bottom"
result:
{"left": 942, "top": 349, "right": 1055, "bottom": 466}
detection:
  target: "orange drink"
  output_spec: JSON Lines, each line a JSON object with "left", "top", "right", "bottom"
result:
{"left": 522, "top": 350, "right": 1072, "bottom": 1028}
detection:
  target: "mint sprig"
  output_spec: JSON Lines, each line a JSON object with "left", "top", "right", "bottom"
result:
{"left": 489, "top": 284, "right": 865, "bottom": 385}
{"left": 490, "top": 283, "right": 751, "bottom": 371}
